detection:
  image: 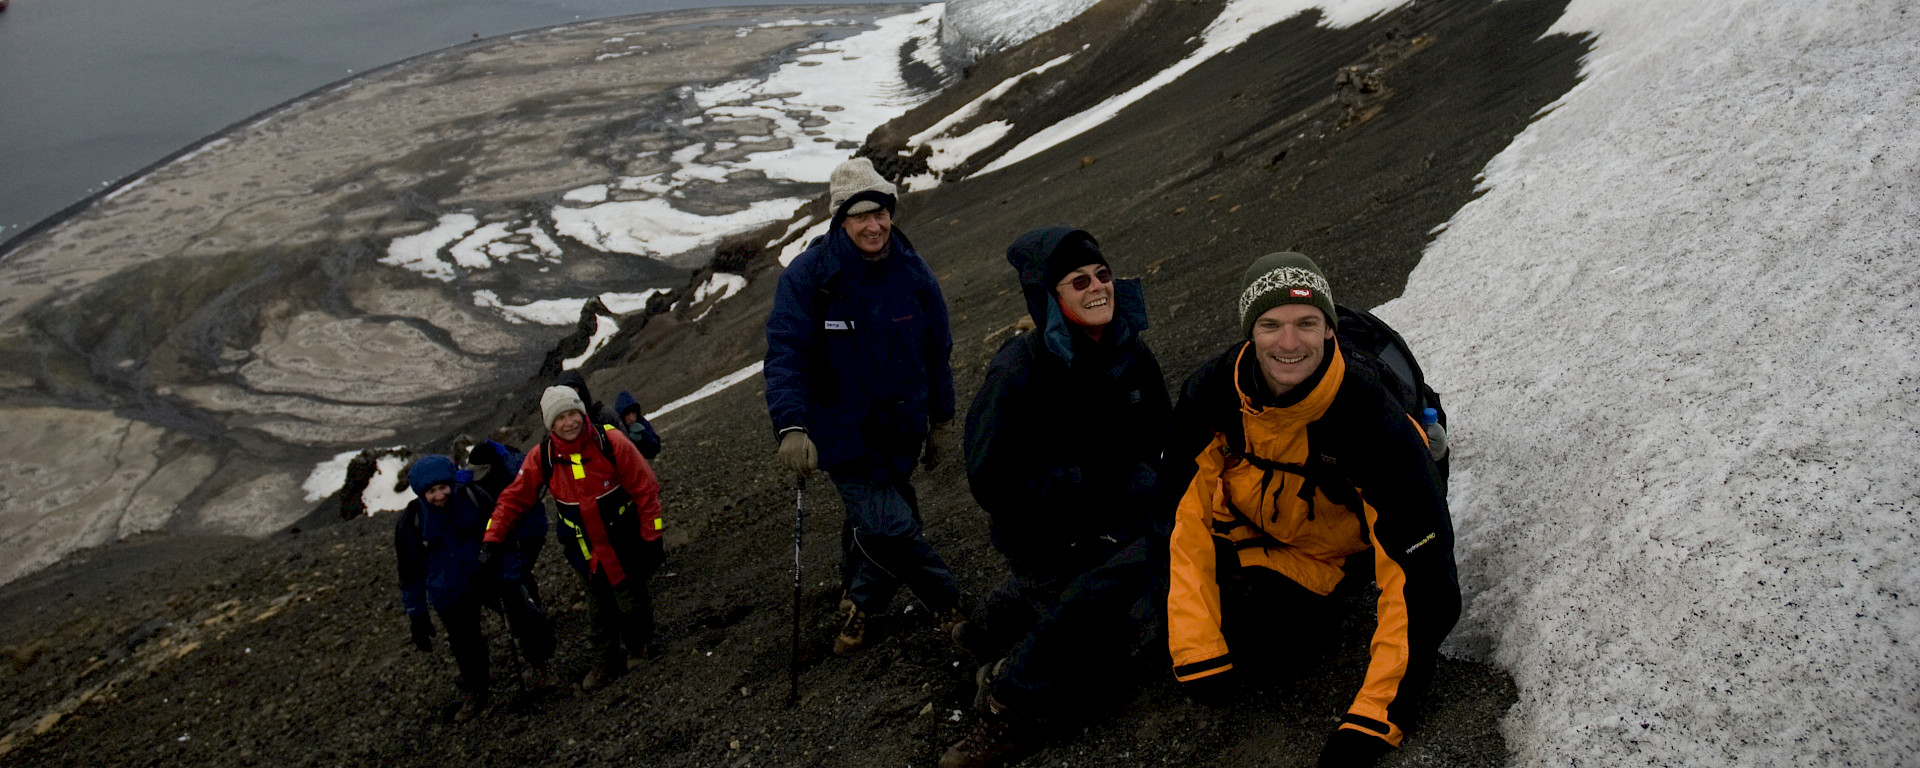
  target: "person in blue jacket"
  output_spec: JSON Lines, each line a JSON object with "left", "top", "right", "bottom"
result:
{"left": 764, "top": 157, "right": 967, "bottom": 655}
{"left": 614, "top": 390, "right": 663, "bottom": 460}
{"left": 395, "top": 455, "right": 554, "bottom": 721}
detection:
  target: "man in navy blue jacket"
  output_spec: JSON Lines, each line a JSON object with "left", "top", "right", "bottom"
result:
{"left": 764, "top": 157, "right": 966, "bottom": 655}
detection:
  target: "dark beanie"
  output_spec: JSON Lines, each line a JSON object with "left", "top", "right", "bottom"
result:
{"left": 1238, "top": 252, "right": 1337, "bottom": 337}
{"left": 1044, "top": 231, "right": 1108, "bottom": 288}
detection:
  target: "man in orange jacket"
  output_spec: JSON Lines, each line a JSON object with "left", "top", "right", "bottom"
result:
{"left": 1164, "top": 252, "right": 1459, "bottom": 767}
{"left": 483, "top": 385, "right": 665, "bottom": 691}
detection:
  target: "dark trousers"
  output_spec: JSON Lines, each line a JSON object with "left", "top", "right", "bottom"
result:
{"left": 584, "top": 537, "right": 665, "bottom": 665}
{"left": 436, "top": 597, "right": 490, "bottom": 693}
{"left": 496, "top": 534, "right": 556, "bottom": 667}
{"left": 993, "top": 537, "right": 1159, "bottom": 713}
{"left": 973, "top": 539, "right": 1129, "bottom": 660}
{"left": 832, "top": 473, "right": 959, "bottom": 614}
{"left": 496, "top": 576, "right": 556, "bottom": 668}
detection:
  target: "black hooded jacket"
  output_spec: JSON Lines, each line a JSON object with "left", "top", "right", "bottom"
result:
{"left": 963, "top": 227, "right": 1172, "bottom": 577}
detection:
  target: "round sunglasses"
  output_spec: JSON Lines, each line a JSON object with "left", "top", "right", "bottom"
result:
{"left": 1057, "top": 266, "right": 1113, "bottom": 292}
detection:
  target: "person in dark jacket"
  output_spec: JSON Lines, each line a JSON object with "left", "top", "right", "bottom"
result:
{"left": 483, "top": 386, "right": 665, "bottom": 691}
{"left": 940, "top": 227, "right": 1170, "bottom": 768}
{"left": 763, "top": 156, "right": 966, "bottom": 655}
{"left": 1163, "top": 253, "right": 1459, "bottom": 768}
{"left": 395, "top": 454, "right": 555, "bottom": 722}
{"left": 613, "top": 390, "right": 663, "bottom": 460}
{"left": 556, "top": 370, "right": 621, "bottom": 432}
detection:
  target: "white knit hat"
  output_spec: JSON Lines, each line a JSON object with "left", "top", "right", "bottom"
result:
{"left": 829, "top": 157, "right": 897, "bottom": 217}
{"left": 540, "top": 385, "right": 587, "bottom": 430}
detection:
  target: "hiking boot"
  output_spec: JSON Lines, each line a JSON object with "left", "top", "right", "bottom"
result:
{"left": 939, "top": 607, "right": 967, "bottom": 632}
{"left": 833, "top": 606, "right": 872, "bottom": 656}
{"left": 451, "top": 689, "right": 489, "bottom": 723}
{"left": 939, "top": 696, "right": 1039, "bottom": 768}
{"left": 971, "top": 658, "right": 1006, "bottom": 713}
{"left": 525, "top": 665, "right": 558, "bottom": 693}
{"left": 581, "top": 658, "right": 624, "bottom": 692}
{"left": 837, "top": 592, "right": 856, "bottom": 622}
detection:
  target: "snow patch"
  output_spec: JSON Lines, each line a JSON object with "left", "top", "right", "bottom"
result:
{"left": 551, "top": 197, "right": 808, "bottom": 258}
{"left": 1376, "top": 0, "right": 1920, "bottom": 763}
{"left": 380, "top": 213, "right": 479, "bottom": 281}
{"left": 301, "top": 449, "right": 413, "bottom": 515}
{"left": 563, "top": 314, "right": 620, "bottom": 369}
{"left": 647, "top": 361, "right": 766, "bottom": 421}
{"left": 692, "top": 272, "right": 747, "bottom": 303}
{"left": 779, "top": 221, "right": 831, "bottom": 267}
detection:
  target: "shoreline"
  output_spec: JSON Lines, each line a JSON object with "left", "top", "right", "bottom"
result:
{"left": 0, "top": 2, "right": 929, "bottom": 590}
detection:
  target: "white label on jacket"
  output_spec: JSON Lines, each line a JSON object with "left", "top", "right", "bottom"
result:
{"left": 823, "top": 320, "right": 853, "bottom": 330}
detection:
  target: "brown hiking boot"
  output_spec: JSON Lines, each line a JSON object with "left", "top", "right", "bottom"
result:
{"left": 581, "top": 658, "right": 624, "bottom": 692}
{"left": 939, "top": 696, "right": 1038, "bottom": 768}
{"left": 833, "top": 606, "right": 872, "bottom": 655}
{"left": 451, "top": 689, "right": 489, "bottom": 723}
{"left": 972, "top": 658, "right": 1005, "bottom": 713}
{"left": 938, "top": 607, "right": 968, "bottom": 636}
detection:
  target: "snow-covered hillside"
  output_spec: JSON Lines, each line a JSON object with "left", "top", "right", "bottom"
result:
{"left": 1373, "top": 0, "right": 1920, "bottom": 763}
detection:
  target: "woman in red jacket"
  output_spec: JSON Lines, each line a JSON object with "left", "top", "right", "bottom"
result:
{"left": 483, "top": 386, "right": 664, "bottom": 691}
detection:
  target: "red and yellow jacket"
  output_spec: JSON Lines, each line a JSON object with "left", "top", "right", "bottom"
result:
{"left": 486, "top": 424, "right": 662, "bottom": 586}
{"left": 1166, "top": 341, "right": 1458, "bottom": 747}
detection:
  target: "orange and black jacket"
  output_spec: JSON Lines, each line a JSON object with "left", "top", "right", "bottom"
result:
{"left": 1164, "top": 340, "right": 1458, "bottom": 748}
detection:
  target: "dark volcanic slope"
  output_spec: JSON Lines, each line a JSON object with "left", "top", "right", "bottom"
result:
{"left": 0, "top": 0, "right": 1586, "bottom": 765}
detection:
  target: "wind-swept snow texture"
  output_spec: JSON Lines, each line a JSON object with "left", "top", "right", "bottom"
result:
{"left": 1374, "top": 1, "right": 1920, "bottom": 763}
{"left": 975, "top": 0, "right": 1410, "bottom": 176}
{"left": 937, "top": 0, "right": 1101, "bottom": 66}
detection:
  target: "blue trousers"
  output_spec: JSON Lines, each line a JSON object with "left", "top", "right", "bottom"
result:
{"left": 832, "top": 473, "right": 960, "bottom": 614}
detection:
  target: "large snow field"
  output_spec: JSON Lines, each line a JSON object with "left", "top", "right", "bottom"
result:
{"left": 1374, "top": 0, "right": 1920, "bottom": 763}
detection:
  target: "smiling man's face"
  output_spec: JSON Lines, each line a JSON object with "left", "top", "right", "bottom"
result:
{"left": 1250, "top": 303, "right": 1334, "bottom": 394}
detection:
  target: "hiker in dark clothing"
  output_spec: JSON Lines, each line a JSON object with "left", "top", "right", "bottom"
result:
{"left": 396, "top": 455, "right": 555, "bottom": 722}
{"left": 941, "top": 227, "right": 1170, "bottom": 768}
{"left": 614, "top": 390, "right": 663, "bottom": 460}
{"left": 556, "top": 370, "right": 622, "bottom": 432}
{"left": 483, "top": 386, "right": 665, "bottom": 691}
{"left": 955, "top": 226, "right": 1169, "bottom": 654}
{"left": 763, "top": 157, "right": 967, "bottom": 655}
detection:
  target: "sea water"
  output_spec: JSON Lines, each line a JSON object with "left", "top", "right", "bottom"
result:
{"left": 0, "top": 0, "right": 897, "bottom": 248}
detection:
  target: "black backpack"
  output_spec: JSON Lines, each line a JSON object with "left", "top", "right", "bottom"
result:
{"left": 1334, "top": 304, "right": 1446, "bottom": 436}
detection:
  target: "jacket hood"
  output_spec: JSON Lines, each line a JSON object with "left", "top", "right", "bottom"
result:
{"left": 1005, "top": 226, "right": 1149, "bottom": 362}
{"left": 556, "top": 370, "right": 594, "bottom": 408}
{"left": 614, "top": 390, "right": 641, "bottom": 417}
{"left": 407, "top": 455, "right": 458, "bottom": 499}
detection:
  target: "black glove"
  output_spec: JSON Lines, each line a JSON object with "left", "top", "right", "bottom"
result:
{"left": 475, "top": 541, "right": 506, "bottom": 582}
{"left": 1316, "top": 728, "right": 1392, "bottom": 768}
{"left": 408, "top": 613, "right": 435, "bottom": 652}
{"left": 1179, "top": 670, "right": 1241, "bottom": 707}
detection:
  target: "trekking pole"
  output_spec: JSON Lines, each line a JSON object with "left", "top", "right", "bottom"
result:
{"left": 788, "top": 476, "right": 806, "bottom": 707}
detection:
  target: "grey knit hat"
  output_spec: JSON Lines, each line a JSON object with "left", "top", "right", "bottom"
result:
{"left": 1237, "top": 252, "right": 1337, "bottom": 337}
{"left": 540, "top": 385, "right": 587, "bottom": 431}
{"left": 829, "top": 157, "right": 897, "bottom": 218}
